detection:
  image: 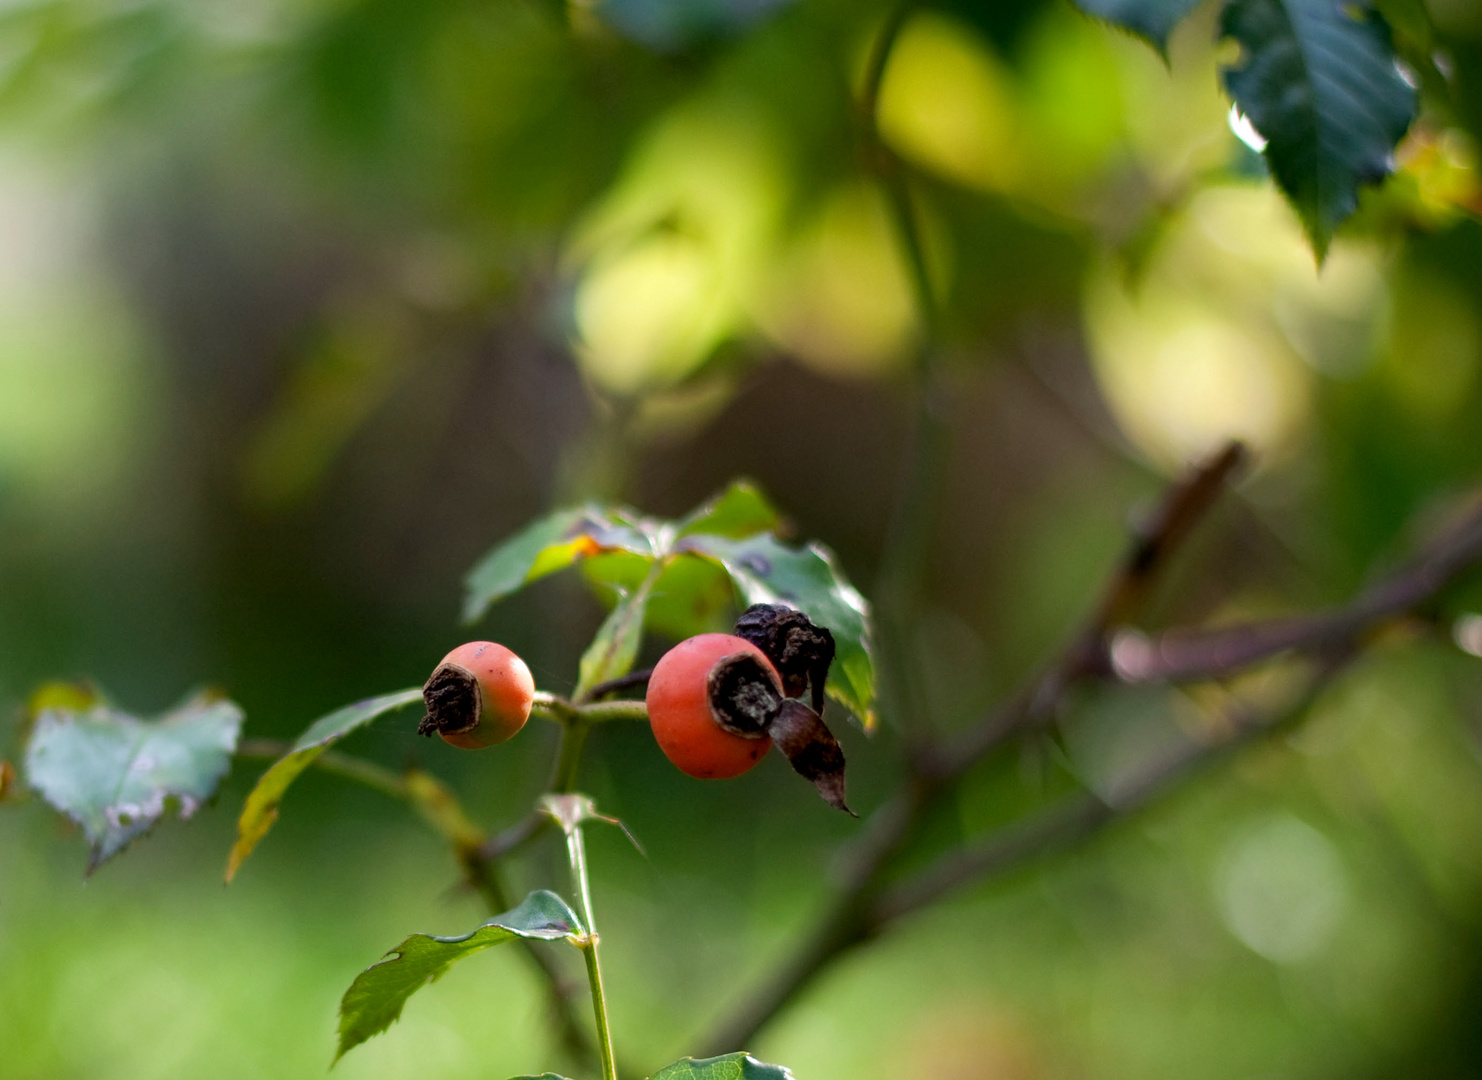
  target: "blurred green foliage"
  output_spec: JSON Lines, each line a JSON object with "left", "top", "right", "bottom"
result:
{"left": 4, "top": 0, "right": 1482, "bottom": 1079}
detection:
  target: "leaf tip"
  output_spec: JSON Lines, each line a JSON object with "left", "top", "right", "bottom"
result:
{"left": 225, "top": 804, "right": 279, "bottom": 883}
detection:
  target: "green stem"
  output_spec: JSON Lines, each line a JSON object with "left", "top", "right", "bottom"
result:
{"left": 582, "top": 946, "right": 617, "bottom": 1080}
{"left": 552, "top": 720, "right": 592, "bottom": 794}
{"left": 532, "top": 694, "right": 649, "bottom": 725}
{"left": 533, "top": 694, "right": 649, "bottom": 795}
{"left": 235, "top": 740, "right": 407, "bottom": 800}
{"left": 865, "top": 2, "right": 948, "bottom": 742}
{"left": 566, "top": 822, "right": 618, "bottom": 1080}
{"left": 574, "top": 699, "right": 649, "bottom": 724}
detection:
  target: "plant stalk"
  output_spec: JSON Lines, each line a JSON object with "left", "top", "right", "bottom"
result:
{"left": 552, "top": 720, "right": 592, "bottom": 794}
{"left": 566, "top": 821, "right": 619, "bottom": 1080}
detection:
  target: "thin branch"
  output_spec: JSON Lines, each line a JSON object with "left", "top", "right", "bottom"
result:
{"left": 927, "top": 439, "right": 1248, "bottom": 780}
{"left": 584, "top": 667, "right": 654, "bottom": 699}
{"left": 533, "top": 693, "right": 648, "bottom": 726}
{"left": 1088, "top": 441, "right": 1248, "bottom": 633}
{"left": 868, "top": 0, "right": 948, "bottom": 743}
{"left": 858, "top": 2, "right": 914, "bottom": 151}
{"left": 480, "top": 809, "right": 550, "bottom": 860}
{"left": 702, "top": 459, "right": 1482, "bottom": 1056}
{"left": 872, "top": 654, "right": 1348, "bottom": 926}
{"left": 1110, "top": 495, "right": 1482, "bottom": 685}
{"left": 699, "top": 440, "right": 1246, "bottom": 1058}
{"left": 695, "top": 781, "right": 931, "bottom": 1056}
{"left": 235, "top": 740, "right": 408, "bottom": 801}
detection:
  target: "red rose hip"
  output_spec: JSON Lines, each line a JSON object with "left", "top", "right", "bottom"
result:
{"left": 646, "top": 633, "right": 781, "bottom": 779}
{"left": 418, "top": 641, "right": 535, "bottom": 749}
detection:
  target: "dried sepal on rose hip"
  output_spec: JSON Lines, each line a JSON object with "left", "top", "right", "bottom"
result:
{"left": 733, "top": 603, "right": 835, "bottom": 715}
{"left": 418, "top": 641, "right": 535, "bottom": 749}
{"left": 647, "top": 632, "right": 853, "bottom": 814}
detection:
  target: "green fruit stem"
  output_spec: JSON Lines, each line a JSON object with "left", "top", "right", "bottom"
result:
{"left": 566, "top": 820, "right": 619, "bottom": 1080}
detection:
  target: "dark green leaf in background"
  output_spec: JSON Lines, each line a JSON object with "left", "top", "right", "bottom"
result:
{"left": 680, "top": 533, "right": 876, "bottom": 727}
{"left": 23, "top": 693, "right": 244, "bottom": 872}
{"left": 225, "top": 688, "right": 422, "bottom": 881}
{"left": 652, "top": 1053, "right": 797, "bottom": 1080}
{"left": 336, "top": 890, "right": 584, "bottom": 1061}
{"left": 596, "top": 0, "right": 796, "bottom": 52}
{"left": 1219, "top": 0, "right": 1417, "bottom": 256}
{"left": 1070, "top": 0, "right": 1208, "bottom": 53}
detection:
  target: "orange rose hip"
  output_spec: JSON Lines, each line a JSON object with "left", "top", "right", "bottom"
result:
{"left": 418, "top": 641, "right": 535, "bottom": 749}
{"left": 646, "top": 633, "right": 780, "bottom": 779}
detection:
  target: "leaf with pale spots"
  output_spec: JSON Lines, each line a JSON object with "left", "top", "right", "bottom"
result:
{"left": 23, "top": 692, "right": 244, "bottom": 872}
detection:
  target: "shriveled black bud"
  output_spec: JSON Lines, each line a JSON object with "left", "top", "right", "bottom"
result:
{"left": 706, "top": 653, "right": 782, "bottom": 739}
{"left": 418, "top": 663, "right": 480, "bottom": 737}
{"left": 734, "top": 603, "right": 835, "bottom": 715}
{"left": 770, "top": 699, "right": 853, "bottom": 815}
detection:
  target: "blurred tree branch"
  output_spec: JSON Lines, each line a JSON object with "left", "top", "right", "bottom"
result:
{"left": 698, "top": 442, "right": 1482, "bottom": 1056}
{"left": 867, "top": 0, "right": 950, "bottom": 747}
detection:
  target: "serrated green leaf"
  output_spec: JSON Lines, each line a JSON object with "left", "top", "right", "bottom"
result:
{"left": 676, "top": 479, "right": 782, "bottom": 540}
{"left": 225, "top": 688, "right": 421, "bottom": 882}
{"left": 24, "top": 694, "right": 244, "bottom": 872}
{"left": 464, "top": 507, "right": 660, "bottom": 622}
{"left": 680, "top": 534, "right": 875, "bottom": 728}
{"left": 1220, "top": 0, "right": 1416, "bottom": 256}
{"left": 1070, "top": 0, "right": 1207, "bottom": 53}
{"left": 653, "top": 1053, "right": 796, "bottom": 1080}
{"left": 574, "top": 571, "right": 657, "bottom": 698}
{"left": 336, "top": 890, "right": 584, "bottom": 1061}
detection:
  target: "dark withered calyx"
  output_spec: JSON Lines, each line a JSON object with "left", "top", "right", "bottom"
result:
{"left": 769, "top": 700, "right": 851, "bottom": 816}
{"left": 706, "top": 654, "right": 782, "bottom": 738}
{"left": 417, "top": 663, "right": 480, "bottom": 737}
{"left": 707, "top": 651, "right": 853, "bottom": 816}
{"left": 733, "top": 603, "right": 835, "bottom": 715}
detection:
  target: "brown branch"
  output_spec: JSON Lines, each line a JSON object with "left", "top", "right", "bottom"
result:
{"left": 1091, "top": 441, "right": 1249, "bottom": 633}
{"left": 871, "top": 654, "right": 1348, "bottom": 927}
{"left": 927, "top": 439, "right": 1248, "bottom": 779}
{"left": 701, "top": 457, "right": 1482, "bottom": 1057}
{"left": 1110, "top": 494, "right": 1482, "bottom": 685}
{"left": 583, "top": 667, "right": 654, "bottom": 700}
{"left": 698, "top": 446, "right": 1247, "bottom": 1056}
{"left": 478, "top": 809, "right": 550, "bottom": 860}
